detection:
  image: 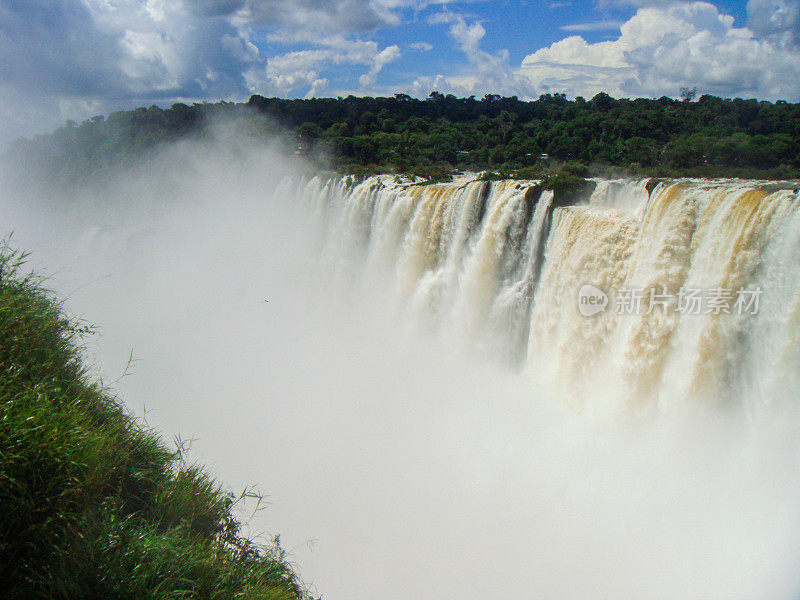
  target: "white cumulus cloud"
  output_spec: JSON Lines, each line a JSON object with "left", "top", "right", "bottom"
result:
{"left": 414, "top": 11, "right": 536, "bottom": 98}
{"left": 410, "top": 41, "right": 434, "bottom": 51}
{"left": 265, "top": 38, "right": 401, "bottom": 95}
{"left": 359, "top": 45, "right": 402, "bottom": 87}
{"left": 521, "top": 1, "right": 800, "bottom": 100}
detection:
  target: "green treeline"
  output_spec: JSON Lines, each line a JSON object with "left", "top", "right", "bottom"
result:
{"left": 0, "top": 245, "right": 306, "bottom": 600}
{"left": 8, "top": 92, "right": 800, "bottom": 181}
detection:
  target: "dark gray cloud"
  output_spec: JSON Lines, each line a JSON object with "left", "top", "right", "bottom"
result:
{"left": 0, "top": 0, "right": 126, "bottom": 96}
{"left": 188, "top": 0, "right": 247, "bottom": 18}
{"left": 0, "top": 2, "right": 257, "bottom": 143}
{"left": 0, "top": 0, "right": 262, "bottom": 101}
{"left": 239, "top": 0, "right": 397, "bottom": 33}
{"left": 0, "top": 0, "right": 414, "bottom": 141}
{"left": 187, "top": 0, "right": 418, "bottom": 34}
{"left": 747, "top": 0, "right": 800, "bottom": 47}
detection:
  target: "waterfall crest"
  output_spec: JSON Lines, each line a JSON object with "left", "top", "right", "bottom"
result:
{"left": 302, "top": 174, "right": 800, "bottom": 408}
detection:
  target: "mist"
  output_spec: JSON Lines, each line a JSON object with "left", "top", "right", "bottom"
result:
{"left": 3, "top": 120, "right": 800, "bottom": 600}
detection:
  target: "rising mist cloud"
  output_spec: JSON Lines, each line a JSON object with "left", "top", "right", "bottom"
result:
{"left": 3, "top": 117, "right": 800, "bottom": 600}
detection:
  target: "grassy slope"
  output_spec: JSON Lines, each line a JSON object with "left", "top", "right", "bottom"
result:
{"left": 0, "top": 245, "right": 306, "bottom": 600}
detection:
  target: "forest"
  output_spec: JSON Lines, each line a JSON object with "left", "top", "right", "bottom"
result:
{"left": 7, "top": 91, "right": 800, "bottom": 182}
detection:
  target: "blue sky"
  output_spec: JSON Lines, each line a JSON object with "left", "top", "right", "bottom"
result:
{"left": 1, "top": 1, "right": 799, "bottom": 141}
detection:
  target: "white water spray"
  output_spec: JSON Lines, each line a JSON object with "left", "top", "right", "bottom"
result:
{"left": 4, "top": 134, "right": 800, "bottom": 600}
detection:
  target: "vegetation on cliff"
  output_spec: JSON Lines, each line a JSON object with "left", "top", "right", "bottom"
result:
{"left": 0, "top": 244, "right": 306, "bottom": 600}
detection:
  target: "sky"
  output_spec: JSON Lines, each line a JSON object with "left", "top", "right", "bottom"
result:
{"left": 1, "top": 0, "right": 800, "bottom": 141}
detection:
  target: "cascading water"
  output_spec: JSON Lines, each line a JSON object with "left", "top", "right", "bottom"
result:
{"left": 302, "top": 173, "right": 800, "bottom": 410}
{"left": 5, "top": 140, "right": 800, "bottom": 600}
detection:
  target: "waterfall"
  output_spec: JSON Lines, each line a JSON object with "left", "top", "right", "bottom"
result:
{"left": 6, "top": 146, "right": 800, "bottom": 600}
{"left": 303, "top": 173, "right": 800, "bottom": 410}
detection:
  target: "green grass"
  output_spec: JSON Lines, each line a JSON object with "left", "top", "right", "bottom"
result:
{"left": 0, "top": 242, "right": 307, "bottom": 600}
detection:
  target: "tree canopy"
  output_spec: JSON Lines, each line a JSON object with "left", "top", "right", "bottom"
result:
{"left": 8, "top": 92, "right": 800, "bottom": 182}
